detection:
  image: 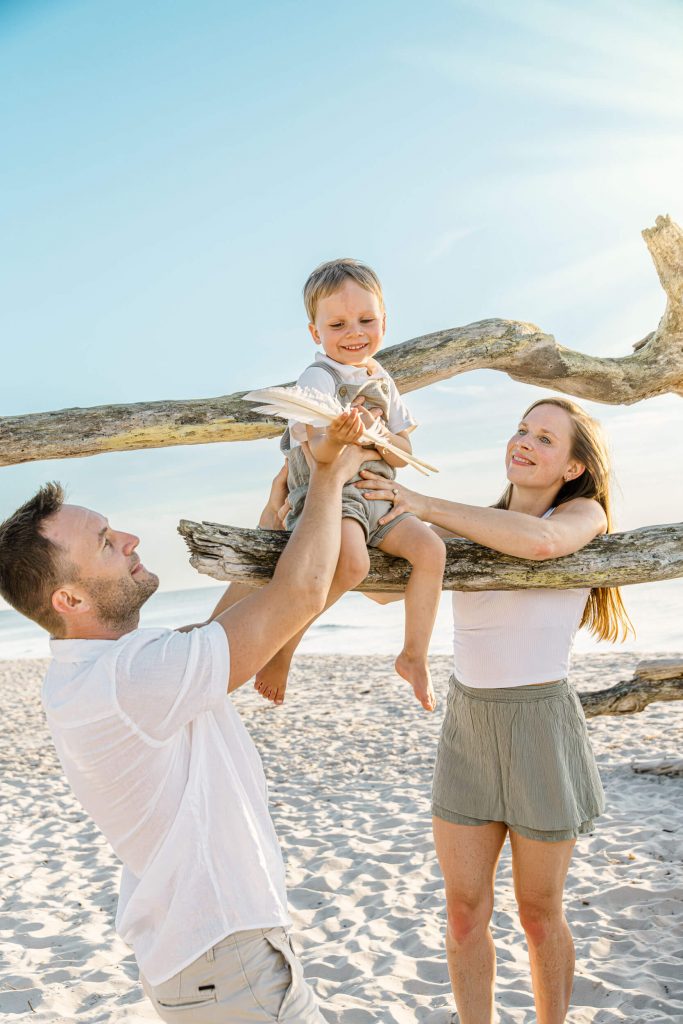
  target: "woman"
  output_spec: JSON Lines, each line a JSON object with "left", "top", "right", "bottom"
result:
{"left": 356, "top": 396, "right": 631, "bottom": 1024}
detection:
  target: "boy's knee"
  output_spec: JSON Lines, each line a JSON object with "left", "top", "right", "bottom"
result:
{"left": 336, "top": 539, "right": 370, "bottom": 587}
{"left": 411, "top": 527, "right": 446, "bottom": 567}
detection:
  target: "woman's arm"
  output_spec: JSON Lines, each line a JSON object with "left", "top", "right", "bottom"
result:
{"left": 356, "top": 472, "right": 607, "bottom": 560}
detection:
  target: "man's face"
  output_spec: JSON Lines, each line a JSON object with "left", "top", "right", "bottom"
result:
{"left": 42, "top": 505, "right": 159, "bottom": 635}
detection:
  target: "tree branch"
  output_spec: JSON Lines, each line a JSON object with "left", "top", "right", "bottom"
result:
{"left": 580, "top": 659, "right": 683, "bottom": 718}
{"left": 177, "top": 520, "right": 683, "bottom": 590}
{"left": 2, "top": 216, "right": 682, "bottom": 467}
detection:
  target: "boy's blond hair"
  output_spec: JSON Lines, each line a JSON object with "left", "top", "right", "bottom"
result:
{"left": 303, "top": 258, "right": 384, "bottom": 323}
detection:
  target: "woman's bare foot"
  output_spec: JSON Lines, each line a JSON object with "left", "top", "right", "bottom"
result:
{"left": 254, "top": 650, "right": 292, "bottom": 705}
{"left": 395, "top": 651, "right": 436, "bottom": 711}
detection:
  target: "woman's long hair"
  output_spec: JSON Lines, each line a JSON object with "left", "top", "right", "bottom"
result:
{"left": 494, "top": 397, "right": 633, "bottom": 643}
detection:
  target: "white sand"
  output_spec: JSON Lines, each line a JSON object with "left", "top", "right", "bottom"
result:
{"left": 1, "top": 653, "right": 682, "bottom": 1023}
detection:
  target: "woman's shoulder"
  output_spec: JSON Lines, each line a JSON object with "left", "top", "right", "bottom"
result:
{"left": 550, "top": 496, "right": 608, "bottom": 535}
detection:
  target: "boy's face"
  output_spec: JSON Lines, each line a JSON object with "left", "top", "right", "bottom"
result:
{"left": 308, "top": 279, "right": 386, "bottom": 367}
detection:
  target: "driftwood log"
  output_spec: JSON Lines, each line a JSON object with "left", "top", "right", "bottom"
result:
{"left": 581, "top": 660, "right": 683, "bottom": 773}
{"left": 580, "top": 659, "right": 683, "bottom": 718}
{"left": 1, "top": 215, "right": 682, "bottom": 468}
{"left": 618, "top": 659, "right": 683, "bottom": 770}
{"left": 177, "top": 520, "right": 683, "bottom": 591}
{"left": 632, "top": 758, "right": 683, "bottom": 777}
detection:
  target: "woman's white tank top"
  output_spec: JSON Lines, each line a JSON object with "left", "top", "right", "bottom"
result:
{"left": 451, "top": 508, "right": 590, "bottom": 688}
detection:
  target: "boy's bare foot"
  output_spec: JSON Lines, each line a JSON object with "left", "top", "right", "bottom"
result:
{"left": 254, "top": 652, "right": 292, "bottom": 705}
{"left": 395, "top": 651, "right": 436, "bottom": 711}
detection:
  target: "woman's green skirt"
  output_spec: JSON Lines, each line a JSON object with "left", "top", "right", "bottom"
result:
{"left": 432, "top": 676, "right": 605, "bottom": 842}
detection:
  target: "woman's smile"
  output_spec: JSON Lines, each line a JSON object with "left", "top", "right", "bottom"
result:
{"left": 510, "top": 452, "right": 535, "bottom": 466}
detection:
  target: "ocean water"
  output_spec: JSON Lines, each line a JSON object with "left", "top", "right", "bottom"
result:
{"left": 1, "top": 578, "right": 681, "bottom": 661}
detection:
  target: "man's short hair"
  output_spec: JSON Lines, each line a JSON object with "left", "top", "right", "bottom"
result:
{"left": 303, "top": 258, "right": 384, "bottom": 323}
{"left": 0, "top": 482, "right": 69, "bottom": 636}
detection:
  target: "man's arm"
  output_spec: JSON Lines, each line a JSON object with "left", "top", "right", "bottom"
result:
{"left": 217, "top": 438, "right": 366, "bottom": 692}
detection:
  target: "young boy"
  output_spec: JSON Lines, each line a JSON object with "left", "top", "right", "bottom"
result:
{"left": 254, "top": 258, "right": 446, "bottom": 710}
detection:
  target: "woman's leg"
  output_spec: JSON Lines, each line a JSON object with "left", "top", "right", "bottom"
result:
{"left": 376, "top": 517, "right": 446, "bottom": 710}
{"left": 254, "top": 518, "right": 369, "bottom": 703}
{"left": 509, "top": 830, "right": 576, "bottom": 1024}
{"left": 433, "top": 817, "right": 508, "bottom": 1024}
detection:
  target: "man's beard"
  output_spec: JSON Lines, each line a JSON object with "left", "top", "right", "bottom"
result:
{"left": 82, "top": 570, "right": 159, "bottom": 632}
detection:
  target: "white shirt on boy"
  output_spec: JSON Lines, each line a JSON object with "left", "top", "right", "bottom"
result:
{"left": 42, "top": 623, "right": 290, "bottom": 987}
{"left": 288, "top": 351, "right": 417, "bottom": 447}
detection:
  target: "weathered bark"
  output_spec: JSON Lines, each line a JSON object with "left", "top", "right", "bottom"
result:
{"left": 580, "top": 659, "right": 683, "bottom": 718}
{"left": 608, "top": 659, "right": 683, "bottom": 774}
{"left": 177, "top": 520, "right": 683, "bottom": 591}
{"left": 2, "top": 216, "right": 682, "bottom": 467}
{"left": 632, "top": 758, "right": 683, "bottom": 777}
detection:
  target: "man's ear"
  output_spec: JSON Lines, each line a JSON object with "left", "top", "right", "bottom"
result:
{"left": 307, "top": 322, "right": 321, "bottom": 345}
{"left": 52, "top": 587, "right": 89, "bottom": 619}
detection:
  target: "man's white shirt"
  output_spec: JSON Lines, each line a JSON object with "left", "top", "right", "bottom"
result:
{"left": 42, "top": 624, "right": 290, "bottom": 986}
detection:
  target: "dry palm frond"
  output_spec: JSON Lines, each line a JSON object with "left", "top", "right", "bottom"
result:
{"left": 243, "top": 385, "right": 438, "bottom": 475}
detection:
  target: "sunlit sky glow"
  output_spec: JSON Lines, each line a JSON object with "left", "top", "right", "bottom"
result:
{"left": 1, "top": 0, "right": 682, "bottom": 648}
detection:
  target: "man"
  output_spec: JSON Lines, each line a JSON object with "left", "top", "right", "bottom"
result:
{"left": 0, "top": 420, "right": 368, "bottom": 1023}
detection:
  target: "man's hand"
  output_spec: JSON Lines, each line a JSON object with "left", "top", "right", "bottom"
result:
{"left": 302, "top": 438, "right": 382, "bottom": 482}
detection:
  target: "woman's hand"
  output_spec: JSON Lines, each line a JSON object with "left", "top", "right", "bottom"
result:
{"left": 355, "top": 470, "right": 429, "bottom": 526}
{"left": 258, "top": 462, "right": 290, "bottom": 531}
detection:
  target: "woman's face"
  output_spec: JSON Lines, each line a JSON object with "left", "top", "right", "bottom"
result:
{"left": 505, "top": 404, "right": 582, "bottom": 489}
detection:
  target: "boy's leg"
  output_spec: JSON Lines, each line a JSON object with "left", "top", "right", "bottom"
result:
{"left": 255, "top": 518, "right": 369, "bottom": 704}
{"left": 375, "top": 518, "right": 446, "bottom": 711}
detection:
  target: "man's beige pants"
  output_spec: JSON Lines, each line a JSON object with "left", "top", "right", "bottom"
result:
{"left": 140, "top": 926, "right": 325, "bottom": 1022}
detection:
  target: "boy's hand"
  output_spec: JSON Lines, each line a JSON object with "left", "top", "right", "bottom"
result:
{"left": 351, "top": 395, "right": 384, "bottom": 430}
{"left": 358, "top": 406, "right": 384, "bottom": 430}
{"left": 327, "top": 408, "right": 364, "bottom": 448}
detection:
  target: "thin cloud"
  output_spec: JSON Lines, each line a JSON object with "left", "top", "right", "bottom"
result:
{"left": 425, "top": 226, "right": 478, "bottom": 264}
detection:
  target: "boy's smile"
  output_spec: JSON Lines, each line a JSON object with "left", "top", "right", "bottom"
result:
{"left": 308, "top": 279, "right": 386, "bottom": 368}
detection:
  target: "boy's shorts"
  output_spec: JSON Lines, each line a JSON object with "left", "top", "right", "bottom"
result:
{"left": 285, "top": 455, "right": 413, "bottom": 547}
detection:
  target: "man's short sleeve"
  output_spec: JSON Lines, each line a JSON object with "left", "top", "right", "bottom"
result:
{"left": 115, "top": 623, "right": 230, "bottom": 742}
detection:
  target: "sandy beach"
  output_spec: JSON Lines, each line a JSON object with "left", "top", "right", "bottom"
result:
{"left": 1, "top": 652, "right": 682, "bottom": 1024}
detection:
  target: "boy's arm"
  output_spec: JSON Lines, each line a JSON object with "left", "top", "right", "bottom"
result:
{"left": 355, "top": 403, "right": 412, "bottom": 468}
{"left": 372, "top": 426, "right": 412, "bottom": 468}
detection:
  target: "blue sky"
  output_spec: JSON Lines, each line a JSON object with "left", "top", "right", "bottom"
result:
{"left": 1, "top": 0, "right": 682, "bottom": 639}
